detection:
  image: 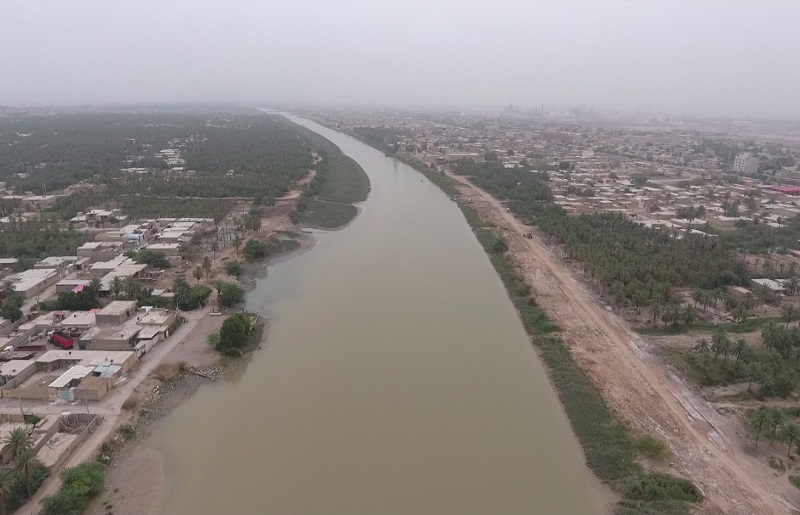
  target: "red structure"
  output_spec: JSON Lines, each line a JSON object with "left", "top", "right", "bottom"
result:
{"left": 766, "top": 186, "right": 800, "bottom": 195}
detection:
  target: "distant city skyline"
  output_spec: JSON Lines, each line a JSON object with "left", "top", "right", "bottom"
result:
{"left": 2, "top": 0, "right": 800, "bottom": 119}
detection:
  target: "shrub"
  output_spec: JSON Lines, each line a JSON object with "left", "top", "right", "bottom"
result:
{"left": 624, "top": 473, "right": 702, "bottom": 503}
{"left": 217, "top": 282, "right": 245, "bottom": 308}
{"left": 40, "top": 462, "right": 105, "bottom": 515}
{"left": 632, "top": 434, "right": 670, "bottom": 461}
{"left": 243, "top": 239, "right": 267, "bottom": 260}
{"left": 225, "top": 260, "right": 243, "bottom": 278}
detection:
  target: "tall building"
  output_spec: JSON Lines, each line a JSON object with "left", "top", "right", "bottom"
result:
{"left": 733, "top": 153, "right": 759, "bottom": 174}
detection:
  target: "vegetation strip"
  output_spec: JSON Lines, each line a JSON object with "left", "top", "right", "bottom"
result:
{"left": 290, "top": 126, "right": 370, "bottom": 229}
{"left": 385, "top": 149, "right": 701, "bottom": 514}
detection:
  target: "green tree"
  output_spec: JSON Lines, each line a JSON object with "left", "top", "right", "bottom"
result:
{"left": 769, "top": 408, "right": 786, "bottom": 439}
{"left": 783, "top": 423, "right": 800, "bottom": 457}
{"left": 14, "top": 449, "right": 40, "bottom": 497}
{"left": 217, "top": 282, "right": 245, "bottom": 308}
{"left": 243, "top": 239, "right": 267, "bottom": 260}
{"left": 193, "top": 267, "right": 203, "bottom": 284}
{"left": 782, "top": 303, "right": 800, "bottom": 328}
{"left": 750, "top": 408, "right": 769, "bottom": 446}
{"left": 111, "top": 276, "right": 123, "bottom": 299}
{"left": 59, "top": 462, "right": 104, "bottom": 498}
{"left": 0, "top": 467, "right": 14, "bottom": 515}
{"left": 202, "top": 256, "right": 212, "bottom": 279}
{"left": 224, "top": 261, "right": 243, "bottom": 278}
{"left": 2, "top": 427, "right": 32, "bottom": 463}
{"left": 218, "top": 314, "right": 252, "bottom": 350}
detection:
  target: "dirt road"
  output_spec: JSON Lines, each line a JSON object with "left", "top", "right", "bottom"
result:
{"left": 448, "top": 172, "right": 798, "bottom": 515}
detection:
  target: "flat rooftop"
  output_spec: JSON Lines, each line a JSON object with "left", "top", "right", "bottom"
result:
{"left": 98, "top": 300, "right": 137, "bottom": 317}
{"left": 36, "top": 349, "right": 134, "bottom": 366}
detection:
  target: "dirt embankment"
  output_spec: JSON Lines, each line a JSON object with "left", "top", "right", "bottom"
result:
{"left": 449, "top": 172, "right": 799, "bottom": 515}
{"left": 86, "top": 313, "right": 250, "bottom": 515}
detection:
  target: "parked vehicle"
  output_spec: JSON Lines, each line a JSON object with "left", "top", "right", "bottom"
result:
{"left": 47, "top": 331, "right": 74, "bottom": 350}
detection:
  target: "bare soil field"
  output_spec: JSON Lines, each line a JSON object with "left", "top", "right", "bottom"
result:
{"left": 449, "top": 172, "right": 800, "bottom": 515}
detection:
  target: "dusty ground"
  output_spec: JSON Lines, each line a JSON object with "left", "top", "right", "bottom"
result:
{"left": 448, "top": 172, "right": 800, "bottom": 515}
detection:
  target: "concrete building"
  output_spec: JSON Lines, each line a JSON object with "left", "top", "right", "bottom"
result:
{"left": 90, "top": 326, "right": 141, "bottom": 351}
{"left": 59, "top": 311, "right": 97, "bottom": 330}
{"left": 733, "top": 153, "right": 759, "bottom": 174}
{"left": 8, "top": 269, "right": 60, "bottom": 299}
{"left": 35, "top": 349, "right": 137, "bottom": 375}
{"left": 140, "top": 243, "right": 181, "bottom": 257}
{"left": 76, "top": 241, "right": 124, "bottom": 263}
{"left": 95, "top": 301, "right": 137, "bottom": 325}
{"left": 33, "top": 256, "right": 78, "bottom": 271}
{"left": 0, "top": 360, "right": 37, "bottom": 388}
{"left": 55, "top": 280, "right": 92, "bottom": 294}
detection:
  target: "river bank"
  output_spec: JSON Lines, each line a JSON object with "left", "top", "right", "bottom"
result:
{"left": 82, "top": 120, "right": 370, "bottom": 515}
{"left": 335, "top": 134, "right": 706, "bottom": 512}
{"left": 85, "top": 333, "right": 246, "bottom": 515}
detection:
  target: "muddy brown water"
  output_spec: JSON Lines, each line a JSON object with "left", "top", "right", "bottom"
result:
{"left": 149, "top": 115, "right": 606, "bottom": 514}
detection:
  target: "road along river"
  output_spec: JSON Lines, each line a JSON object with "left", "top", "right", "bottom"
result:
{"left": 149, "top": 115, "right": 607, "bottom": 514}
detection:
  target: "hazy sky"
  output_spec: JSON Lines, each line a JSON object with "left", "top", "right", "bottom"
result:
{"left": 2, "top": 0, "right": 799, "bottom": 118}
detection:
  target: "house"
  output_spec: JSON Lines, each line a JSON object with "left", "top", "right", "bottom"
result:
{"left": 95, "top": 301, "right": 137, "bottom": 325}
{"left": 55, "top": 280, "right": 92, "bottom": 294}
{"left": 8, "top": 269, "right": 60, "bottom": 299}
{"left": 33, "top": 256, "right": 78, "bottom": 272}
{"left": 90, "top": 325, "right": 141, "bottom": 351}
{"left": 140, "top": 243, "right": 181, "bottom": 257}
{"left": 48, "top": 365, "right": 95, "bottom": 401}
{"left": 59, "top": 311, "right": 97, "bottom": 331}
{"left": 0, "top": 360, "right": 37, "bottom": 388}
{"left": 750, "top": 278, "right": 786, "bottom": 294}
{"left": 76, "top": 241, "right": 124, "bottom": 263}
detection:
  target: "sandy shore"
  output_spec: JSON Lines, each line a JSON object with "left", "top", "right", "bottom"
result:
{"left": 84, "top": 311, "right": 232, "bottom": 515}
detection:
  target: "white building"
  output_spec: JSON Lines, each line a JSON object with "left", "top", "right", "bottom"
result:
{"left": 733, "top": 153, "right": 759, "bottom": 174}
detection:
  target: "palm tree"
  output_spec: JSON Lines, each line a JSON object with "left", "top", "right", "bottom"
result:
{"left": 734, "top": 305, "right": 749, "bottom": 324}
{"left": 695, "top": 338, "right": 710, "bottom": 354}
{"left": 0, "top": 468, "right": 14, "bottom": 515}
{"left": 682, "top": 305, "right": 696, "bottom": 327}
{"left": 211, "top": 241, "right": 218, "bottom": 261}
{"left": 692, "top": 289, "right": 703, "bottom": 308}
{"left": 111, "top": 276, "right": 123, "bottom": 300}
{"left": 750, "top": 408, "right": 769, "bottom": 446}
{"left": 762, "top": 321, "right": 781, "bottom": 351}
{"left": 233, "top": 234, "right": 242, "bottom": 256}
{"left": 193, "top": 267, "right": 203, "bottom": 284}
{"left": 769, "top": 408, "right": 786, "bottom": 440}
{"left": 786, "top": 275, "right": 800, "bottom": 297}
{"left": 14, "top": 448, "right": 39, "bottom": 497}
{"left": 783, "top": 423, "right": 800, "bottom": 457}
{"left": 711, "top": 330, "right": 728, "bottom": 361}
{"left": 733, "top": 338, "right": 747, "bottom": 363}
{"left": 783, "top": 304, "right": 800, "bottom": 328}
{"left": 651, "top": 303, "right": 662, "bottom": 327}
{"left": 3, "top": 427, "right": 32, "bottom": 463}
{"left": 202, "top": 256, "right": 212, "bottom": 280}
{"left": 697, "top": 350, "right": 712, "bottom": 384}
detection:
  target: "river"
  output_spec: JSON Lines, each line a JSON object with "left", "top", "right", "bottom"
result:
{"left": 149, "top": 115, "right": 605, "bottom": 514}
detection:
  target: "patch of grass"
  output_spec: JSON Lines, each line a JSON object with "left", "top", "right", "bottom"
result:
{"left": 624, "top": 474, "right": 703, "bottom": 503}
{"left": 632, "top": 434, "right": 671, "bottom": 461}
{"left": 635, "top": 316, "right": 782, "bottom": 336}
{"left": 316, "top": 153, "right": 370, "bottom": 204}
{"left": 118, "top": 424, "right": 136, "bottom": 441}
{"left": 789, "top": 475, "right": 800, "bottom": 490}
{"left": 768, "top": 456, "right": 786, "bottom": 472}
{"left": 264, "top": 238, "right": 301, "bottom": 258}
{"left": 299, "top": 200, "right": 357, "bottom": 229}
